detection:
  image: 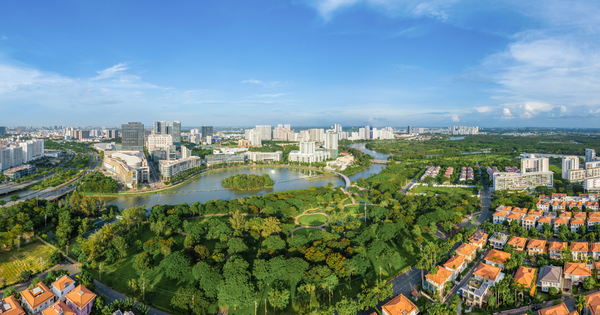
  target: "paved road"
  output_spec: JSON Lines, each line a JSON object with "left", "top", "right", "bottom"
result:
{"left": 389, "top": 267, "right": 421, "bottom": 297}
{"left": 446, "top": 251, "right": 485, "bottom": 301}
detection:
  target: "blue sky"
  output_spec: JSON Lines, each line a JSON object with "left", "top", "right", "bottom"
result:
{"left": 2, "top": 0, "right": 600, "bottom": 128}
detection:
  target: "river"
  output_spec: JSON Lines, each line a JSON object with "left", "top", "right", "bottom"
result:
{"left": 102, "top": 143, "right": 388, "bottom": 209}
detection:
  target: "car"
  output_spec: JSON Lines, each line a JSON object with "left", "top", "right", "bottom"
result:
{"left": 532, "top": 305, "right": 541, "bottom": 311}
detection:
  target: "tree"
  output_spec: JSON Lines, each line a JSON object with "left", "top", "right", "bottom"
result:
{"left": 160, "top": 251, "right": 192, "bottom": 281}
{"left": 549, "top": 287, "right": 559, "bottom": 296}
{"left": 2, "top": 287, "right": 19, "bottom": 299}
{"left": 357, "top": 280, "right": 393, "bottom": 310}
{"left": 227, "top": 238, "right": 249, "bottom": 255}
{"left": 217, "top": 256, "right": 255, "bottom": 310}
{"left": 122, "top": 206, "right": 147, "bottom": 230}
{"left": 267, "top": 289, "right": 290, "bottom": 314}
{"left": 576, "top": 293, "right": 587, "bottom": 314}
{"left": 112, "top": 236, "right": 128, "bottom": 259}
{"left": 134, "top": 252, "right": 154, "bottom": 274}
{"left": 334, "top": 297, "right": 358, "bottom": 315}
{"left": 192, "top": 261, "right": 223, "bottom": 299}
{"left": 325, "top": 275, "right": 339, "bottom": 304}
{"left": 261, "top": 217, "right": 282, "bottom": 237}
{"left": 10, "top": 195, "right": 19, "bottom": 202}
{"left": 171, "top": 286, "right": 210, "bottom": 315}
{"left": 228, "top": 210, "right": 246, "bottom": 235}
{"left": 584, "top": 275, "right": 596, "bottom": 291}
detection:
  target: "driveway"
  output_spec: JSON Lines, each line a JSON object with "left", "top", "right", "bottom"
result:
{"left": 389, "top": 267, "right": 421, "bottom": 297}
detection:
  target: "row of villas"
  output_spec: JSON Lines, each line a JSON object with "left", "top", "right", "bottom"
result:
{"left": 0, "top": 275, "right": 96, "bottom": 315}
{"left": 493, "top": 206, "right": 600, "bottom": 234}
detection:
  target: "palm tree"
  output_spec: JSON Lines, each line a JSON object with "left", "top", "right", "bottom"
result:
{"left": 575, "top": 293, "right": 587, "bottom": 314}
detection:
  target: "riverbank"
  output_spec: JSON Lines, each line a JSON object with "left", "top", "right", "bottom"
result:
{"left": 82, "top": 163, "right": 333, "bottom": 198}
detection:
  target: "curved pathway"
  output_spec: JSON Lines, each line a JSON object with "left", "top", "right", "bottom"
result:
{"left": 291, "top": 208, "right": 330, "bottom": 235}
{"left": 330, "top": 171, "right": 351, "bottom": 189}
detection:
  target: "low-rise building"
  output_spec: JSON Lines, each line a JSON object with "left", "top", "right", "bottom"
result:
{"left": 51, "top": 275, "right": 76, "bottom": 302}
{"left": 592, "top": 243, "right": 600, "bottom": 260}
{"left": 245, "top": 151, "right": 283, "bottom": 162}
{"left": 548, "top": 241, "right": 568, "bottom": 260}
{"left": 425, "top": 267, "right": 453, "bottom": 295}
{"left": 103, "top": 151, "right": 149, "bottom": 188}
{"left": 553, "top": 200, "right": 567, "bottom": 212}
{"left": 473, "top": 263, "right": 504, "bottom": 285}
{"left": 158, "top": 156, "right": 202, "bottom": 180}
{"left": 460, "top": 277, "right": 490, "bottom": 308}
{"left": 0, "top": 296, "right": 26, "bottom": 315}
{"left": 456, "top": 243, "right": 478, "bottom": 261}
{"left": 513, "top": 266, "right": 537, "bottom": 297}
{"left": 527, "top": 239, "right": 547, "bottom": 257}
{"left": 585, "top": 291, "right": 600, "bottom": 315}
{"left": 536, "top": 302, "right": 578, "bottom": 315}
{"left": 586, "top": 201, "right": 600, "bottom": 212}
{"left": 506, "top": 212, "right": 524, "bottom": 225}
{"left": 571, "top": 242, "right": 589, "bottom": 261}
{"left": 380, "top": 294, "right": 419, "bottom": 315}
{"left": 522, "top": 215, "right": 538, "bottom": 230}
{"left": 205, "top": 154, "right": 245, "bottom": 166}
{"left": 537, "top": 266, "right": 563, "bottom": 293}
{"left": 468, "top": 231, "right": 488, "bottom": 250}
{"left": 589, "top": 217, "right": 600, "bottom": 229}
{"left": 536, "top": 199, "right": 551, "bottom": 212}
{"left": 443, "top": 255, "right": 467, "bottom": 280}
{"left": 492, "top": 211, "right": 509, "bottom": 224}
{"left": 41, "top": 300, "right": 76, "bottom": 315}
{"left": 3, "top": 164, "right": 35, "bottom": 179}
{"left": 554, "top": 217, "right": 570, "bottom": 234}
{"left": 529, "top": 209, "right": 545, "bottom": 217}
{"left": 564, "top": 262, "right": 591, "bottom": 286}
{"left": 507, "top": 236, "right": 527, "bottom": 252}
{"left": 571, "top": 217, "right": 586, "bottom": 233}
{"left": 489, "top": 232, "right": 509, "bottom": 249}
{"left": 20, "top": 282, "right": 56, "bottom": 315}
{"left": 537, "top": 216, "right": 554, "bottom": 231}
{"left": 65, "top": 285, "right": 96, "bottom": 315}
{"left": 484, "top": 250, "right": 511, "bottom": 270}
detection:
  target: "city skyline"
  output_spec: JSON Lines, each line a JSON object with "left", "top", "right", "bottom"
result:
{"left": 2, "top": 1, "right": 600, "bottom": 127}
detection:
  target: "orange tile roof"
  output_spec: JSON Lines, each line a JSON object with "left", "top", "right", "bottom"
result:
{"left": 0, "top": 296, "right": 26, "bottom": 315}
{"left": 589, "top": 217, "right": 600, "bottom": 223}
{"left": 538, "top": 302, "right": 579, "bottom": 315}
{"left": 559, "top": 211, "right": 572, "bottom": 217}
{"left": 585, "top": 291, "right": 600, "bottom": 315}
{"left": 456, "top": 243, "right": 477, "bottom": 257}
{"left": 538, "top": 217, "right": 553, "bottom": 224}
{"left": 528, "top": 209, "right": 544, "bottom": 216}
{"left": 571, "top": 242, "right": 589, "bottom": 252}
{"left": 586, "top": 201, "right": 599, "bottom": 207}
{"left": 569, "top": 201, "right": 583, "bottom": 208}
{"left": 473, "top": 263, "right": 502, "bottom": 282}
{"left": 468, "top": 231, "right": 488, "bottom": 246}
{"left": 591, "top": 243, "right": 600, "bottom": 252}
{"left": 484, "top": 249, "right": 511, "bottom": 265}
{"left": 493, "top": 211, "right": 509, "bottom": 217}
{"left": 444, "top": 255, "right": 466, "bottom": 271}
{"left": 553, "top": 193, "right": 567, "bottom": 197}
{"left": 548, "top": 242, "right": 567, "bottom": 251}
{"left": 574, "top": 212, "right": 587, "bottom": 218}
{"left": 590, "top": 212, "right": 600, "bottom": 218}
{"left": 381, "top": 294, "right": 418, "bottom": 315}
{"left": 564, "top": 262, "right": 591, "bottom": 276}
{"left": 555, "top": 217, "right": 570, "bottom": 224}
{"left": 514, "top": 266, "right": 536, "bottom": 289}
{"left": 20, "top": 282, "right": 55, "bottom": 310}
{"left": 507, "top": 213, "right": 524, "bottom": 220}
{"left": 425, "top": 267, "right": 453, "bottom": 286}
{"left": 553, "top": 201, "right": 567, "bottom": 207}
{"left": 51, "top": 275, "right": 75, "bottom": 291}
{"left": 527, "top": 239, "right": 547, "bottom": 251}
{"left": 512, "top": 208, "right": 527, "bottom": 214}
{"left": 41, "top": 300, "right": 76, "bottom": 315}
{"left": 507, "top": 236, "right": 527, "bottom": 249}
{"left": 65, "top": 285, "right": 96, "bottom": 310}
{"left": 571, "top": 218, "right": 586, "bottom": 225}
{"left": 523, "top": 215, "right": 537, "bottom": 222}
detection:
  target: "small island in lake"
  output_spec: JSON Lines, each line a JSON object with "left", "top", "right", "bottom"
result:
{"left": 221, "top": 173, "right": 275, "bottom": 190}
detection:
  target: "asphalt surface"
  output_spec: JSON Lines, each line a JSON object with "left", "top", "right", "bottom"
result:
{"left": 95, "top": 281, "right": 171, "bottom": 315}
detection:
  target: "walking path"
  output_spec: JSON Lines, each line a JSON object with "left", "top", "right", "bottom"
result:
{"left": 291, "top": 208, "right": 329, "bottom": 235}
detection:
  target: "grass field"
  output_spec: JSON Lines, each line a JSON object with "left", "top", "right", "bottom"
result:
{"left": 344, "top": 204, "right": 383, "bottom": 215}
{"left": 549, "top": 164, "right": 562, "bottom": 174}
{"left": 83, "top": 228, "right": 188, "bottom": 314}
{"left": 297, "top": 214, "right": 328, "bottom": 226}
{"left": 411, "top": 185, "right": 477, "bottom": 195}
{"left": 0, "top": 241, "right": 55, "bottom": 285}
{"left": 293, "top": 227, "right": 321, "bottom": 236}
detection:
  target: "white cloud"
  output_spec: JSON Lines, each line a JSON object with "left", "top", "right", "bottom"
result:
{"left": 502, "top": 108, "right": 513, "bottom": 119}
{"left": 1, "top": 35, "right": 6, "bottom": 40}
{"left": 450, "top": 114, "right": 459, "bottom": 122}
{"left": 473, "top": 106, "right": 495, "bottom": 113}
{"left": 256, "top": 93, "right": 287, "bottom": 97}
{"left": 305, "top": 0, "right": 458, "bottom": 21}
{"left": 241, "top": 79, "right": 283, "bottom": 88}
{"left": 93, "top": 63, "right": 130, "bottom": 81}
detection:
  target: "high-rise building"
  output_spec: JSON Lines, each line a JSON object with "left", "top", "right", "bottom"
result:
{"left": 0, "top": 126, "right": 6, "bottom": 136}
{"left": 153, "top": 121, "right": 181, "bottom": 147}
{"left": 521, "top": 157, "right": 549, "bottom": 173}
{"left": 300, "top": 142, "right": 316, "bottom": 154}
{"left": 146, "top": 134, "right": 174, "bottom": 152}
{"left": 249, "top": 130, "right": 262, "bottom": 147}
{"left": 562, "top": 156, "right": 580, "bottom": 180}
{"left": 201, "top": 126, "right": 214, "bottom": 139}
{"left": 408, "top": 125, "right": 412, "bottom": 134}
{"left": 333, "top": 124, "right": 343, "bottom": 133}
{"left": 181, "top": 146, "right": 192, "bottom": 159}
{"left": 20, "top": 139, "right": 44, "bottom": 163}
{"left": 365, "top": 125, "right": 371, "bottom": 140}
{"left": 191, "top": 128, "right": 200, "bottom": 135}
{"left": 121, "top": 122, "right": 145, "bottom": 151}
{"left": 255, "top": 125, "right": 272, "bottom": 141}
{"left": 586, "top": 149, "right": 597, "bottom": 162}
{"left": 309, "top": 129, "right": 325, "bottom": 142}
{"left": 324, "top": 131, "right": 339, "bottom": 159}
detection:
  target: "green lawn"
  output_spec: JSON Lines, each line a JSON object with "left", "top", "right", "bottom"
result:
{"left": 83, "top": 228, "right": 189, "bottom": 314}
{"left": 292, "top": 227, "right": 321, "bottom": 236}
{"left": 411, "top": 185, "right": 477, "bottom": 196}
{"left": 297, "top": 214, "right": 328, "bottom": 226}
{"left": 549, "top": 164, "right": 562, "bottom": 174}
{"left": 0, "top": 240, "right": 55, "bottom": 285}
